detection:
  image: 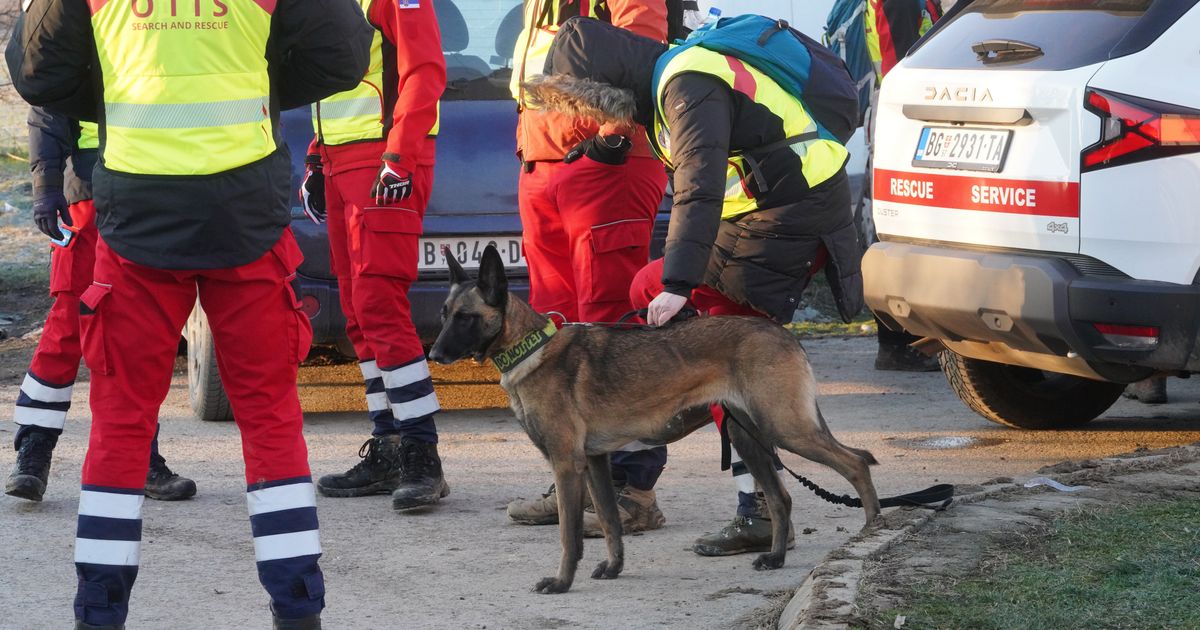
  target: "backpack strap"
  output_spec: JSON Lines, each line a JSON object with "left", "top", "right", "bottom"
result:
{"left": 737, "top": 131, "right": 821, "bottom": 194}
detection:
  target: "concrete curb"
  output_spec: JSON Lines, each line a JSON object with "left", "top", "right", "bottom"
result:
{"left": 774, "top": 444, "right": 1200, "bottom": 630}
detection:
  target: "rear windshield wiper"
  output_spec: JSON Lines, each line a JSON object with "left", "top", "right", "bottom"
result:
{"left": 972, "top": 39, "right": 1044, "bottom": 64}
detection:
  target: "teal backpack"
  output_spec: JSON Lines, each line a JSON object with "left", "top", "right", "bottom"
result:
{"left": 652, "top": 14, "right": 860, "bottom": 144}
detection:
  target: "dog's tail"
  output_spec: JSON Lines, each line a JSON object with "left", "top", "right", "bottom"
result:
{"left": 816, "top": 403, "right": 878, "bottom": 466}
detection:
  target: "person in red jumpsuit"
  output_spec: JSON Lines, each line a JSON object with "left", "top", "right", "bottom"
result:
{"left": 299, "top": 0, "right": 449, "bottom": 511}
{"left": 502, "top": 0, "right": 671, "bottom": 537}
{"left": 8, "top": 0, "right": 373, "bottom": 626}
{"left": 6, "top": 108, "right": 195, "bottom": 504}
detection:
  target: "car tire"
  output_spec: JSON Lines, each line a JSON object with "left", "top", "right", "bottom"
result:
{"left": 186, "top": 302, "right": 234, "bottom": 422}
{"left": 940, "top": 351, "right": 1124, "bottom": 430}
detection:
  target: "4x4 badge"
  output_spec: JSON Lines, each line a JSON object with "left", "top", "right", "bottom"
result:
{"left": 1046, "top": 221, "right": 1069, "bottom": 234}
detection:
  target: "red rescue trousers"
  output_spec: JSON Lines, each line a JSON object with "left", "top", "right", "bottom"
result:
{"left": 519, "top": 156, "right": 668, "bottom": 323}
{"left": 14, "top": 200, "right": 97, "bottom": 437}
{"left": 74, "top": 230, "right": 323, "bottom": 625}
{"left": 322, "top": 141, "right": 440, "bottom": 441}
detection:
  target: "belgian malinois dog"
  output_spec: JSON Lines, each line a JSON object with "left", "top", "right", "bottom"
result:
{"left": 429, "top": 246, "right": 881, "bottom": 594}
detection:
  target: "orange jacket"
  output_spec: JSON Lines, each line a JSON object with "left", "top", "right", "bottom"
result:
{"left": 515, "top": 0, "right": 667, "bottom": 162}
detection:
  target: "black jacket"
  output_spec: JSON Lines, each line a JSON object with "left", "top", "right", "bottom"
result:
{"left": 546, "top": 18, "right": 863, "bottom": 323}
{"left": 28, "top": 106, "right": 95, "bottom": 205}
{"left": 6, "top": 0, "right": 373, "bottom": 269}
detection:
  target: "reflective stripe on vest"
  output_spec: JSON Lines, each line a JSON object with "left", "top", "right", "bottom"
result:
{"left": 314, "top": 0, "right": 386, "bottom": 146}
{"left": 865, "top": 1, "right": 883, "bottom": 84}
{"left": 652, "top": 47, "right": 849, "bottom": 220}
{"left": 90, "top": 0, "right": 275, "bottom": 176}
{"left": 78, "top": 122, "right": 99, "bottom": 151}
{"left": 511, "top": 0, "right": 610, "bottom": 106}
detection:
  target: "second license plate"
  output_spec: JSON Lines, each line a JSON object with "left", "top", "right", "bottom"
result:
{"left": 417, "top": 236, "right": 526, "bottom": 271}
{"left": 913, "top": 126, "right": 1013, "bottom": 173}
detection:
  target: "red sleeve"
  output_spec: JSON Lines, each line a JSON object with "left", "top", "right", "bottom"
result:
{"left": 607, "top": 0, "right": 668, "bottom": 42}
{"left": 369, "top": 0, "right": 447, "bottom": 173}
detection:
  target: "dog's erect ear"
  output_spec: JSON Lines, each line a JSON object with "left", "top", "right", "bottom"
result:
{"left": 477, "top": 245, "right": 508, "bottom": 307}
{"left": 442, "top": 245, "right": 469, "bottom": 286}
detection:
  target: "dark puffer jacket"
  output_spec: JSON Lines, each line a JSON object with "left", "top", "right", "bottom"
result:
{"left": 542, "top": 17, "right": 863, "bottom": 323}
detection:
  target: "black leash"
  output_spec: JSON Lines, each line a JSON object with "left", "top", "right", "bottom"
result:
{"left": 721, "top": 408, "right": 954, "bottom": 511}
{"left": 554, "top": 307, "right": 699, "bottom": 330}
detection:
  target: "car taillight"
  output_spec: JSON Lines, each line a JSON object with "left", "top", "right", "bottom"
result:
{"left": 1093, "top": 323, "right": 1159, "bottom": 349}
{"left": 1083, "top": 88, "right": 1200, "bottom": 172}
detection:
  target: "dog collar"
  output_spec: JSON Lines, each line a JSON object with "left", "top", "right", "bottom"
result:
{"left": 493, "top": 320, "right": 558, "bottom": 373}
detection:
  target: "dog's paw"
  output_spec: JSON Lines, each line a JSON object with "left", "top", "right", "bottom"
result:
{"left": 590, "top": 559, "right": 623, "bottom": 580}
{"left": 752, "top": 552, "right": 785, "bottom": 571}
{"left": 533, "top": 577, "right": 571, "bottom": 594}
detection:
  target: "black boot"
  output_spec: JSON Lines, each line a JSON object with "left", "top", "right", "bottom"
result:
{"left": 874, "top": 343, "right": 940, "bottom": 372}
{"left": 391, "top": 438, "right": 449, "bottom": 511}
{"left": 144, "top": 460, "right": 197, "bottom": 501}
{"left": 317, "top": 436, "right": 404, "bottom": 498}
{"left": 6, "top": 430, "right": 57, "bottom": 501}
{"left": 273, "top": 613, "right": 321, "bottom": 630}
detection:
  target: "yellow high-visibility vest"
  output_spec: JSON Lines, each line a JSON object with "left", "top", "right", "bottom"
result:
{"left": 511, "top": 0, "right": 610, "bottom": 108}
{"left": 314, "top": 0, "right": 438, "bottom": 145}
{"left": 651, "top": 47, "right": 849, "bottom": 220}
{"left": 90, "top": 0, "right": 276, "bottom": 175}
{"left": 78, "top": 122, "right": 99, "bottom": 151}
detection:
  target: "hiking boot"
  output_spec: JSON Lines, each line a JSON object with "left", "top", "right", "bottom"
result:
{"left": 6, "top": 430, "right": 57, "bottom": 502}
{"left": 317, "top": 436, "right": 403, "bottom": 498}
{"left": 144, "top": 460, "right": 197, "bottom": 501}
{"left": 1123, "top": 376, "right": 1167, "bottom": 404}
{"left": 692, "top": 515, "right": 795, "bottom": 557}
{"left": 582, "top": 485, "right": 665, "bottom": 538}
{"left": 391, "top": 438, "right": 449, "bottom": 511}
{"left": 874, "top": 344, "right": 940, "bottom": 372}
{"left": 506, "top": 483, "right": 593, "bottom": 525}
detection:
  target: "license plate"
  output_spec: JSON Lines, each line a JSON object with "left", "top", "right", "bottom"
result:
{"left": 912, "top": 127, "right": 1013, "bottom": 173}
{"left": 418, "top": 236, "right": 526, "bottom": 271}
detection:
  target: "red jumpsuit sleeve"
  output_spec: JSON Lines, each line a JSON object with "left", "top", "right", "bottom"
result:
{"left": 369, "top": 0, "right": 447, "bottom": 174}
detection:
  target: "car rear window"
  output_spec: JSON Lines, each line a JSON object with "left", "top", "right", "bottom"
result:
{"left": 436, "top": 0, "right": 522, "bottom": 101}
{"left": 906, "top": 0, "right": 1168, "bottom": 71}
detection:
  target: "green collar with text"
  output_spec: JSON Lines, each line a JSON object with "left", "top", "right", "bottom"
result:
{"left": 492, "top": 320, "right": 558, "bottom": 373}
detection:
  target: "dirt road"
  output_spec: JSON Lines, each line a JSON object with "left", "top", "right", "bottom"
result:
{"left": 2, "top": 336, "right": 1198, "bottom": 629}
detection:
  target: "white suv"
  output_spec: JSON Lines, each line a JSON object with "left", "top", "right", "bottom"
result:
{"left": 864, "top": 0, "right": 1200, "bottom": 429}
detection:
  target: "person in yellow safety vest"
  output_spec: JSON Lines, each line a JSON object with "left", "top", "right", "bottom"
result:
{"left": 860, "top": 0, "right": 944, "bottom": 372}
{"left": 298, "top": 0, "right": 451, "bottom": 513}
{"left": 523, "top": 17, "right": 865, "bottom": 557}
{"left": 7, "top": 0, "right": 373, "bottom": 627}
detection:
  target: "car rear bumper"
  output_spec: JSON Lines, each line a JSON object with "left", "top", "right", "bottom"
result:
{"left": 863, "top": 241, "right": 1200, "bottom": 382}
{"left": 294, "top": 273, "right": 530, "bottom": 350}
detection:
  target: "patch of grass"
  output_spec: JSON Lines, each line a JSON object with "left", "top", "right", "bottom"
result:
{"left": 877, "top": 499, "right": 1200, "bottom": 630}
{"left": 0, "top": 263, "right": 49, "bottom": 293}
{"left": 786, "top": 316, "right": 875, "bottom": 338}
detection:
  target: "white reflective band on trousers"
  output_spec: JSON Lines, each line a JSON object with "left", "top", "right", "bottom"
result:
{"left": 381, "top": 361, "right": 441, "bottom": 421}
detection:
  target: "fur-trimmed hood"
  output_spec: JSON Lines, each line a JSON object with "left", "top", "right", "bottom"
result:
{"left": 522, "top": 17, "right": 667, "bottom": 128}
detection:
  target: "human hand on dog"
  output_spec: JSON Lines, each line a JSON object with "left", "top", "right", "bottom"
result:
{"left": 647, "top": 292, "right": 689, "bottom": 326}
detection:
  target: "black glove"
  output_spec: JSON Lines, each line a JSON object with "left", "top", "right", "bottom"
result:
{"left": 371, "top": 157, "right": 413, "bottom": 205}
{"left": 563, "top": 134, "right": 633, "bottom": 165}
{"left": 32, "top": 187, "right": 71, "bottom": 241}
{"left": 300, "top": 157, "right": 326, "bottom": 224}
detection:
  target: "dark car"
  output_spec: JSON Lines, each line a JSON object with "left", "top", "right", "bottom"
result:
{"left": 185, "top": 0, "right": 671, "bottom": 420}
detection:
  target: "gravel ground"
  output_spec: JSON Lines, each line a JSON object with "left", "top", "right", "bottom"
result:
{"left": 2, "top": 336, "right": 1199, "bottom": 628}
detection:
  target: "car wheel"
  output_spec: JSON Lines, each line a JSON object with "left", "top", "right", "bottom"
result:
{"left": 186, "top": 302, "right": 234, "bottom": 422}
{"left": 940, "top": 351, "right": 1124, "bottom": 430}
